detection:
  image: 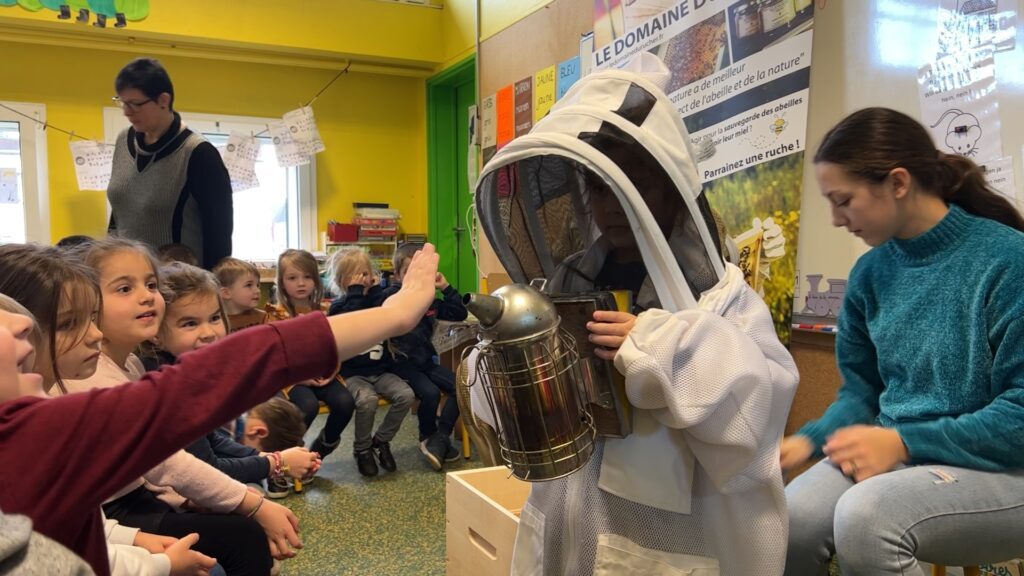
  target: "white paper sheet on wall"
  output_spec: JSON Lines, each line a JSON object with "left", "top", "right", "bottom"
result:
{"left": 269, "top": 121, "right": 310, "bottom": 168}
{"left": 221, "top": 131, "right": 260, "bottom": 191}
{"left": 918, "top": 44, "right": 1003, "bottom": 162}
{"left": 981, "top": 155, "right": 1017, "bottom": 205}
{"left": 282, "top": 106, "right": 326, "bottom": 157}
{"left": 937, "top": 0, "right": 1016, "bottom": 55}
{"left": 579, "top": 31, "right": 595, "bottom": 78}
{"left": 68, "top": 140, "right": 115, "bottom": 191}
{"left": 0, "top": 168, "right": 18, "bottom": 204}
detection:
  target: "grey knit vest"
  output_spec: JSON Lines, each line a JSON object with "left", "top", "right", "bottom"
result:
{"left": 107, "top": 127, "right": 205, "bottom": 256}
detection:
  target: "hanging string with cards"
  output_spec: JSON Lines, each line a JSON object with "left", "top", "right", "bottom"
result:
{"left": 223, "top": 62, "right": 350, "bottom": 192}
{"left": 2, "top": 61, "right": 350, "bottom": 192}
{"left": 0, "top": 101, "right": 114, "bottom": 192}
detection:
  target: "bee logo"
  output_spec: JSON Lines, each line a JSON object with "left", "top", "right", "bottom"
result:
{"left": 770, "top": 117, "right": 788, "bottom": 136}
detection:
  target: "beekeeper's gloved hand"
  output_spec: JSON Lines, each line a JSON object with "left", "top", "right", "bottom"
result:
{"left": 754, "top": 216, "right": 785, "bottom": 280}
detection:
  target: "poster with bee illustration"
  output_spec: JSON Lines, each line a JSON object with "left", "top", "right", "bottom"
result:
{"left": 593, "top": 0, "right": 815, "bottom": 342}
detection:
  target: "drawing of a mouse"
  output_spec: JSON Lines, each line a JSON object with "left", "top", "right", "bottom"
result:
{"left": 930, "top": 109, "right": 982, "bottom": 157}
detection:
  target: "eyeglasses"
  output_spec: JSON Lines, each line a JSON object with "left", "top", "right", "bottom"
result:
{"left": 112, "top": 96, "right": 153, "bottom": 112}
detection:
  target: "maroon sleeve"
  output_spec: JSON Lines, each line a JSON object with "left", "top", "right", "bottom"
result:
{"left": 0, "top": 312, "right": 337, "bottom": 526}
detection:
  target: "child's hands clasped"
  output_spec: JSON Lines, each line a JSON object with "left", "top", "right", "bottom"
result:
{"left": 823, "top": 425, "right": 909, "bottom": 483}
{"left": 587, "top": 310, "right": 637, "bottom": 360}
{"left": 280, "top": 447, "right": 321, "bottom": 479}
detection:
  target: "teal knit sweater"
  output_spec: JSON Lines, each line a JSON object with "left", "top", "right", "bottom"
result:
{"left": 799, "top": 205, "right": 1024, "bottom": 470}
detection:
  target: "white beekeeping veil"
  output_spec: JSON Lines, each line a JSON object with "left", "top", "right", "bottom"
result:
{"left": 475, "top": 53, "right": 724, "bottom": 312}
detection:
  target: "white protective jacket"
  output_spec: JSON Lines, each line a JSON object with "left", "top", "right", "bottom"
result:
{"left": 470, "top": 53, "right": 798, "bottom": 576}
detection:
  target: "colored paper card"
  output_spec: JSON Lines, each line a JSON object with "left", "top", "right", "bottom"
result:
{"left": 514, "top": 76, "right": 533, "bottom": 137}
{"left": 557, "top": 56, "right": 581, "bottom": 100}
{"left": 481, "top": 93, "right": 497, "bottom": 150}
{"left": 496, "top": 84, "right": 515, "bottom": 148}
{"left": 534, "top": 65, "right": 556, "bottom": 123}
{"left": 68, "top": 140, "right": 114, "bottom": 191}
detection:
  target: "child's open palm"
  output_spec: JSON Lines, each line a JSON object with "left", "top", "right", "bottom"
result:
{"left": 383, "top": 244, "right": 439, "bottom": 326}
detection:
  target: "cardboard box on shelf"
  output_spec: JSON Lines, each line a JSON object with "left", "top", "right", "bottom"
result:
{"left": 446, "top": 466, "right": 529, "bottom": 576}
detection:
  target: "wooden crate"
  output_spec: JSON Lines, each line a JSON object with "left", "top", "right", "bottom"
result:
{"left": 446, "top": 466, "right": 531, "bottom": 576}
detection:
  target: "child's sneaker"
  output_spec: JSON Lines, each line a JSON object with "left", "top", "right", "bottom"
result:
{"left": 420, "top": 432, "right": 447, "bottom": 471}
{"left": 372, "top": 436, "right": 397, "bottom": 472}
{"left": 355, "top": 448, "right": 379, "bottom": 477}
{"left": 444, "top": 435, "right": 461, "bottom": 463}
{"left": 264, "top": 477, "right": 291, "bottom": 499}
{"left": 310, "top": 430, "right": 341, "bottom": 459}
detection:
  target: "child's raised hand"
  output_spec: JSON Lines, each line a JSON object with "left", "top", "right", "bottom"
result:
{"left": 134, "top": 531, "right": 178, "bottom": 553}
{"left": 383, "top": 243, "right": 439, "bottom": 330}
{"left": 164, "top": 533, "right": 217, "bottom": 576}
{"left": 587, "top": 310, "right": 637, "bottom": 360}
{"left": 435, "top": 272, "right": 449, "bottom": 290}
{"left": 254, "top": 499, "right": 302, "bottom": 560}
{"left": 280, "top": 447, "right": 320, "bottom": 479}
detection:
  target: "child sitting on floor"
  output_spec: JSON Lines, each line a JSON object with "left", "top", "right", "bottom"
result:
{"left": 153, "top": 260, "right": 322, "bottom": 498}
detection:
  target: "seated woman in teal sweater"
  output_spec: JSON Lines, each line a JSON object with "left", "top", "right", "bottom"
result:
{"left": 781, "top": 107, "right": 1024, "bottom": 576}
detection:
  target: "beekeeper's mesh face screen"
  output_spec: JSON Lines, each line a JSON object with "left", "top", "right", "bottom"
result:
{"left": 476, "top": 133, "right": 722, "bottom": 302}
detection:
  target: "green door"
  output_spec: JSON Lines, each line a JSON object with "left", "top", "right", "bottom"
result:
{"left": 428, "top": 56, "right": 478, "bottom": 294}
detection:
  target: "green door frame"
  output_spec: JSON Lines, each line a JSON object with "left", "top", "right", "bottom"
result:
{"left": 427, "top": 55, "right": 477, "bottom": 292}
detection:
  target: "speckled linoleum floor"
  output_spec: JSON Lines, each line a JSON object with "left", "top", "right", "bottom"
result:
{"left": 276, "top": 408, "right": 483, "bottom": 576}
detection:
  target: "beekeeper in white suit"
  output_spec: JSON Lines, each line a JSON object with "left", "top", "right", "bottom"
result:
{"left": 468, "top": 53, "right": 799, "bottom": 575}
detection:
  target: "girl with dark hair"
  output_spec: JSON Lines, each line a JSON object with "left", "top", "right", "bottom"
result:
{"left": 782, "top": 108, "right": 1024, "bottom": 575}
{"left": 108, "top": 57, "right": 233, "bottom": 269}
{"left": 0, "top": 242, "right": 441, "bottom": 576}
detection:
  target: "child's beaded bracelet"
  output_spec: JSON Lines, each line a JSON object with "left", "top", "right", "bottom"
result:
{"left": 268, "top": 451, "right": 283, "bottom": 479}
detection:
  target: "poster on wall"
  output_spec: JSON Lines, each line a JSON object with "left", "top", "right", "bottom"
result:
{"left": 557, "top": 56, "right": 582, "bottom": 100}
{"left": 534, "top": 66, "right": 556, "bottom": 122}
{"left": 482, "top": 94, "right": 497, "bottom": 165}
{"left": 918, "top": 43, "right": 1003, "bottom": 163}
{"left": 514, "top": 77, "right": 534, "bottom": 137}
{"left": 496, "top": 84, "right": 515, "bottom": 149}
{"left": 593, "top": 0, "right": 814, "bottom": 341}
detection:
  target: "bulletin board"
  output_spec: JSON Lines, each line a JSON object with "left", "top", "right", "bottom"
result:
{"left": 477, "top": 0, "right": 1024, "bottom": 318}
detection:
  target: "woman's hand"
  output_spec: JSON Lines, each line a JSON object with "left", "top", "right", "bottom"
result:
{"left": 253, "top": 499, "right": 302, "bottom": 560}
{"left": 134, "top": 531, "right": 178, "bottom": 554}
{"left": 587, "top": 310, "right": 637, "bottom": 360}
{"left": 823, "top": 425, "right": 909, "bottom": 482}
{"left": 280, "top": 447, "right": 321, "bottom": 479}
{"left": 164, "top": 533, "right": 217, "bottom": 576}
{"left": 780, "top": 435, "right": 815, "bottom": 472}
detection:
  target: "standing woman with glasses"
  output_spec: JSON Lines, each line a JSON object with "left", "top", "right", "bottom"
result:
{"left": 107, "top": 57, "right": 233, "bottom": 269}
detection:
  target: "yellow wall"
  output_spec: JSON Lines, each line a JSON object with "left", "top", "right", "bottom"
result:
{"left": 0, "top": 41, "right": 426, "bottom": 242}
{"left": 0, "top": 0, "right": 442, "bottom": 72}
{"left": 0, "top": 0, "right": 560, "bottom": 243}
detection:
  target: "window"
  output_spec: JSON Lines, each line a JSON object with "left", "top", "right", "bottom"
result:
{"left": 0, "top": 102, "right": 50, "bottom": 244}
{"left": 103, "top": 109, "right": 317, "bottom": 262}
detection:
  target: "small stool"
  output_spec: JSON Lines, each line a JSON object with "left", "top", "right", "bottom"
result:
{"left": 932, "top": 565, "right": 981, "bottom": 576}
